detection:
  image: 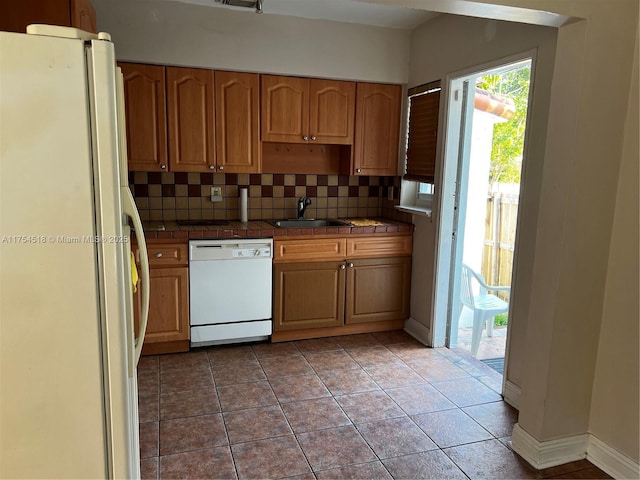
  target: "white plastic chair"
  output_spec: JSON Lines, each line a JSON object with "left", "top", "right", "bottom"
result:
{"left": 460, "top": 264, "right": 510, "bottom": 356}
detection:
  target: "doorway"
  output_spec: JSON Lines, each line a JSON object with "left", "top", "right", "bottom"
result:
{"left": 433, "top": 57, "right": 533, "bottom": 379}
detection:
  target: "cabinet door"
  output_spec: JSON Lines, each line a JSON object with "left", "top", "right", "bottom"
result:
{"left": 353, "top": 83, "right": 402, "bottom": 176}
{"left": 71, "top": 0, "right": 96, "bottom": 33}
{"left": 144, "top": 267, "right": 190, "bottom": 343}
{"left": 119, "top": 63, "right": 168, "bottom": 172}
{"left": 309, "top": 79, "right": 355, "bottom": 145}
{"left": 261, "top": 75, "right": 309, "bottom": 143}
{"left": 215, "top": 71, "right": 261, "bottom": 173}
{"left": 273, "top": 262, "right": 345, "bottom": 331}
{"left": 167, "top": 67, "right": 216, "bottom": 172}
{"left": 345, "top": 257, "right": 411, "bottom": 324}
{"left": 0, "top": 0, "right": 70, "bottom": 33}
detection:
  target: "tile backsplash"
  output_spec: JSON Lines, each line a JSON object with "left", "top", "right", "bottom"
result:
{"left": 130, "top": 172, "right": 405, "bottom": 223}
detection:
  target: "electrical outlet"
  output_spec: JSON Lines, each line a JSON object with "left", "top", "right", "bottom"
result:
{"left": 210, "top": 186, "right": 223, "bottom": 202}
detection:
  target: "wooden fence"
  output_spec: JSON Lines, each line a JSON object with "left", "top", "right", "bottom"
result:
{"left": 481, "top": 191, "right": 519, "bottom": 300}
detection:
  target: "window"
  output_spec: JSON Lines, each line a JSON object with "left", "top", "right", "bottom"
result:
{"left": 405, "top": 80, "right": 441, "bottom": 183}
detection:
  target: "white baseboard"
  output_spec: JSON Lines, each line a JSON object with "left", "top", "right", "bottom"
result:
{"left": 511, "top": 424, "right": 588, "bottom": 469}
{"left": 503, "top": 380, "right": 521, "bottom": 409}
{"left": 588, "top": 434, "right": 640, "bottom": 480}
{"left": 403, "top": 317, "right": 431, "bottom": 346}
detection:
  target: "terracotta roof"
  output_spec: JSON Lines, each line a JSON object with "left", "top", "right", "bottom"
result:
{"left": 474, "top": 88, "right": 516, "bottom": 120}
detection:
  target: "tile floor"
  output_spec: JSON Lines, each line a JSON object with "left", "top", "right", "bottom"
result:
{"left": 137, "top": 331, "right": 611, "bottom": 479}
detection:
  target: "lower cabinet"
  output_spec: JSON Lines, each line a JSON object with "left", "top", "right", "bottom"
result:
{"left": 134, "top": 242, "right": 190, "bottom": 355}
{"left": 272, "top": 234, "right": 412, "bottom": 340}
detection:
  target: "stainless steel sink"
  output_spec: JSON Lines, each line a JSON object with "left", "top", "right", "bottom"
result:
{"left": 269, "top": 219, "right": 352, "bottom": 228}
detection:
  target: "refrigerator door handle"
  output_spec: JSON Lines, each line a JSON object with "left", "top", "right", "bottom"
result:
{"left": 122, "top": 187, "right": 150, "bottom": 363}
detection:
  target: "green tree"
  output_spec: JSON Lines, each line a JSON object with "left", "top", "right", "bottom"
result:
{"left": 476, "top": 64, "right": 531, "bottom": 184}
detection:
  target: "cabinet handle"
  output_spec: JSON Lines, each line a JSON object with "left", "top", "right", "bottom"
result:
{"left": 303, "top": 135, "right": 308, "bottom": 141}
{"left": 356, "top": 168, "right": 361, "bottom": 173}
{"left": 348, "top": 263, "right": 354, "bottom": 268}
{"left": 160, "top": 164, "right": 166, "bottom": 170}
{"left": 209, "top": 165, "right": 215, "bottom": 170}
{"left": 155, "top": 253, "right": 163, "bottom": 258}
{"left": 311, "top": 135, "right": 316, "bottom": 141}
{"left": 339, "top": 264, "right": 346, "bottom": 270}
{"left": 218, "top": 165, "right": 224, "bottom": 171}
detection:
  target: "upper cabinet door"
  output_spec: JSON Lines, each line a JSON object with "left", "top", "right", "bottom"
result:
{"left": 167, "top": 67, "right": 216, "bottom": 172}
{"left": 353, "top": 83, "right": 402, "bottom": 176}
{"left": 261, "top": 75, "right": 309, "bottom": 144}
{"left": 119, "top": 63, "right": 168, "bottom": 172}
{"left": 309, "top": 79, "right": 355, "bottom": 145}
{"left": 71, "top": 0, "right": 96, "bottom": 33}
{"left": 215, "top": 71, "right": 261, "bottom": 173}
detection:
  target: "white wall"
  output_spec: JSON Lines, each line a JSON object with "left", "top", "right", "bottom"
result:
{"left": 94, "top": 0, "right": 410, "bottom": 83}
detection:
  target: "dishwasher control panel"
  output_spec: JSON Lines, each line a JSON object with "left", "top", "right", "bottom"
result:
{"left": 189, "top": 239, "right": 273, "bottom": 261}
{"left": 232, "top": 247, "right": 271, "bottom": 258}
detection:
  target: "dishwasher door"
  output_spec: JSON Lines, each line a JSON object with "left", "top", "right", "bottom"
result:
{"left": 189, "top": 239, "right": 273, "bottom": 346}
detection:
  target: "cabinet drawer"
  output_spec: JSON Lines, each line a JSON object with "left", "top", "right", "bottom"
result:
{"left": 346, "top": 235, "right": 412, "bottom": 259}
{"left": 274, "top": 238, "right": 347, "bottom": 263}
{"left": 145, "top": 243, "right": 188, "bottom": 267}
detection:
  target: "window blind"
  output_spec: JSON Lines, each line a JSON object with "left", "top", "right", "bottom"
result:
{"left": 405, "top": 80, "right": 441, "bottom": 183}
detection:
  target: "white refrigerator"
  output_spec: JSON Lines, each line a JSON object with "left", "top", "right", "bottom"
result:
{"left": 0, "top": 25, "right": 150, "bottom": 478}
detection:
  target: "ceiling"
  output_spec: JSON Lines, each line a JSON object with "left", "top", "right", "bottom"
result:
{"left": 169, "top": 0, "right": 440, "bottom": 29}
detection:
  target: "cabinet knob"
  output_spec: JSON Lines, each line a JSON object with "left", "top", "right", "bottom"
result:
{"left": 303, "top": 135, "right": 308, "bottom": 141}
{"left": 356, "top": 168, "right": 361, "bottom": 173}
{"left": 218, "top": 165, "right": 224, "bottom": 171}
{"left": 311, "top": 136, "right": 316, "bottom": 141}
{"left": 155, "top": 253, "right": 163, "bottom": 258}
{"left": 339, "top": 264, "right": 346, "bottom": 270}
{"left": 348, "top": 263, "right": 354, "bottom": 268}
{"left": 209, "top": 165, "right": 215, "bottom": 170}
{"left": 160, "top": 164, "right": 167, "bottom": 170}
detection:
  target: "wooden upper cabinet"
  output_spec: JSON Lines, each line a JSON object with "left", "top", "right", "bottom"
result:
{"left": 119, "top": 63, "right": 168, "bottom": 172}
{"left": 353, "top": 82, "right": 402, "bottom": 176}
{"left": 0, "top": 0, "right": 96, "bottom": 33}
{"left": 215, "top": 71, "right": 260, "bottom": 173}
{"left": 309, "top": 79, "right": 355, "bottom": 145}
{"left": 167, "top": 67, "right": 216, "bottom": 172}
{"left": 261, "top": 75, "right": 309, "bottom": 143}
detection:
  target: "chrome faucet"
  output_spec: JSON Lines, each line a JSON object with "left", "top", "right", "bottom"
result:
{"left": 297, "top": 196, "right": 312, "bottom": 219}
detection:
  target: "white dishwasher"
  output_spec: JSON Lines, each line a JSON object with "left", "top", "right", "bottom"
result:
{"left": 189, "top": 238, "right": 273, "bottom": 347}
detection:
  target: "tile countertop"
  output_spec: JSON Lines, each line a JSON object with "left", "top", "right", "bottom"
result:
{"left": 141, "top": 218, "right": 413, "bottom": 240}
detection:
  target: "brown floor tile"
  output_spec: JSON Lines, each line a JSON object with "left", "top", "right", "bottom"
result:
{"left": 386, "top": 342, "right": 443, "bottom": 360}
{"left": 138, "top": 355, "right": 159, "bottom": 375}
{"left": 297, "top": 425, "right": 376, "bottom": 471}
{"left": 333, "top": 333, "right": 382, "bottom": 349}
{"left": 444, "top": 438, "right": 539, "bottom": 479}
{"left": 386, "top": 384, "right": 457, "bottom": 415}
{"left": 207, "top": 345, "right": 257, "bottom": 365}
{"left": 356, "top": 416, "right": 438, "bottom": 459}
{"left": 477, "top": 373, "right": 505, "bottom": 394}
{"left": 318, "top": 367, "right": 380, "bottom": 396}
{"left": 138, "top": 371, "right": 160, "bottom": 397}
{"left": 364, "top": 363, "right": 426, "bottom": 389}
{"left": 304, "top": 350, "right": 361, "bottom": 372}
{"left": 211, "top": 361, "right": 266, "bottom": 386}
{"left": 281, "top": 397, "right": 351, "bottom": 433}
{"left": 412, "top": 408, "right": 492, "bottom": 448}
{"left": 283, "top": 474, "right": 316, "bottom": 480}
{"left": 140, "top": 457, "right": 158, "bottom": 480}
{"left": 223, "top": 405, "right": 291, "bottom": 444}
{"left": 383, "top": 450, "right": 468, "bottom": 479}
{"left": 159, "top": 446, "right": 236, "bottom": 480}
{"left": 139, "top": 421, "right": 159, "bottom": 459}
{"left": 159, "top": 413, "right": 227, "bottom": 455}
{"left": 315, "top": 461, "right": 392, "bottom": 479}
{"left": 432, "top": 377, "right": 503, "bottom": 407}
{"left": 405, "top": 356, "right": 471, "bottom": 382}
{"left": 538, "top": 460, "right": 607, "bottom": 478}
{"left": 160, "top": 351, "right": 210, "bottom": 372}
{"left": 347, "top": 346, "right": 402, "bottom": 367}
{"left": 160, "top": 388, "right": 220, "bottom": 420}
{"left": 259, "top": 355, "right": 315, "bottom": 378}
{"left": 252, "top": 342, "right": 301, "bottom": 359}
{"left": 217, "top": 380, "right": 277, "bottom": 411}
{"left": 462, "top": 400, "right": 518, "bottom": 437}
{"left": 371, "top": 329, "right": 417, "bottom": 345}
{"left": 139, "top": 394, "right": 159, "bottom": 423}
{"left": 550, "top": 466, "right": 613, "bottom": 479}
{"left": 295, "top": 337, "right": 342, "bottom": 353}
{"left": 269, "top": 374, "right": 331, "bottom": 403}
{"left": 231, "top": 435, "right": 311, "bottom": 480}
{"left": 447, "top": 348, "right": 503, "bottom": 377}
{"left": 160, "top": 366, "right": 214, "bottom": 394}
{"left": 334, "top": 390, "right": 404, "bottom": 424}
